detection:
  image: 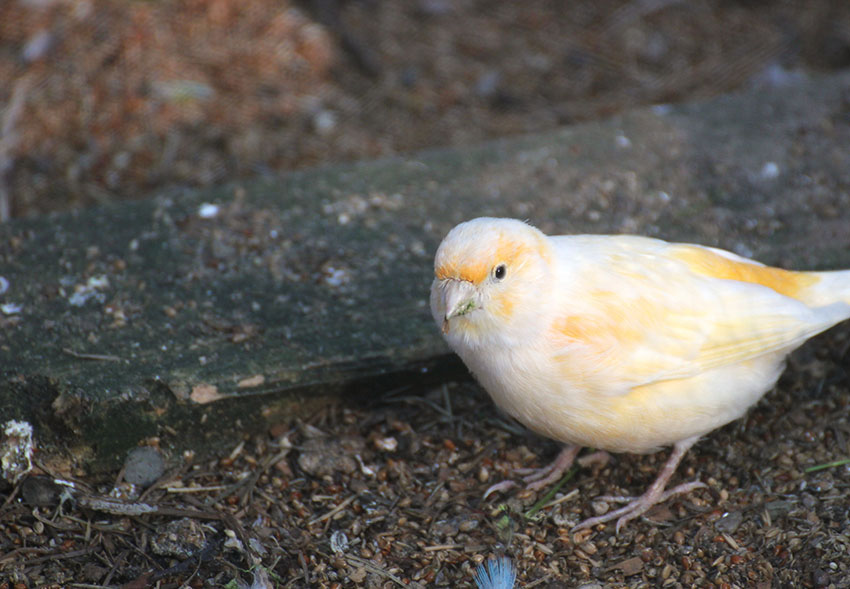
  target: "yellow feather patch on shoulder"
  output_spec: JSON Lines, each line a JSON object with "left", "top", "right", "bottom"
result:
{"left": 551, "top": 292, "right": 654, "bottom": 346}
{"left": 670, "top": 245, "right": 819, "bottom": 300}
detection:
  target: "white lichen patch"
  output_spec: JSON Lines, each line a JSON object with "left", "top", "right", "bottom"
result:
{"left": 1, "top": 420, "right": 34, "bottom": 484}
{"left": 321, "top": 264, "right": 351, "bottom": 288}
{"left": 68, "top": 274, "right": 110, "bottom": 307}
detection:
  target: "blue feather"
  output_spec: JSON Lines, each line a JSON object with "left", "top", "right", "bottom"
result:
{"left": 474, "top": 556, "right": 517, "bottom": 589}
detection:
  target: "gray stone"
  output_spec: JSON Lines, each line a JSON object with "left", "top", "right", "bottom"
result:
{"left": 123, "top": 446, "right": 165, "bottom": 487}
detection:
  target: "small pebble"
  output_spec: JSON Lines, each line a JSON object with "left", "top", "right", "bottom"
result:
{"left": 615, "top": 134, "right": 631, "bottom": 148}
{"left": 197, "top": 203, "right": 220, "bottom": 218}
{"left": 714, "top": 510, "right": 743, "bottom": 534}
{"left": 591, "top": 499, "right": 610, "bottom": 515}
{"left": 0, "top": 303, "right": 21, "bottom": 315}
{"left": 810, "top": 476, "right": 834, "bottom": 493}
{"left": 330, "top": 530, "right": 349, "bottom": 554}
{"left": 373, "top": 436, "right": 397, "bottom": 451}
{"left": 812, "top": 568, "right": 830, "bottom": 587}
{"left": 20, "top": 476, "right": 61, "bottom": 507}
{"left": 21, "top": 29, "right": 54, "bottom": 62}
{"left": 313, "top": 110, "right": 337, "bottom": 135}
{"left": 801, "top": 492, "right": 817, "bottom": 509}
{"left": 124, "top": 446, "right": 165, "bottom": 487}
{"left": 297, "top": 437, "right": 361, "bottom": 476}
{"left": 760, "top": 161, "right": 780, "bottom": 179}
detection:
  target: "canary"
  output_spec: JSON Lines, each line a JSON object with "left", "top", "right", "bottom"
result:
{"left": 430, "top": 217, "right": 850, "bottom": 532}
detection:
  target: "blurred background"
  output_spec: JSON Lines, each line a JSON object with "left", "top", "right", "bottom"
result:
{"left": 1, "top": 0, "right": 849, "bottom": 220}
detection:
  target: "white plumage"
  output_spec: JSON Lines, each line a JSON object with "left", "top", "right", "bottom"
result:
{"left": 431, "top": 217, "right": 850, "bottom": 531}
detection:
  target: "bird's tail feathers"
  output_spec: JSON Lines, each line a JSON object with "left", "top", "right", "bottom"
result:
{"left": 805, "top": 269, "right": 850, "bottom": 312}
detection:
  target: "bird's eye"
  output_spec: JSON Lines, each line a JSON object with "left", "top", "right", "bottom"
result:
{"left": 493, "top": 264, "right": 507, "bottom": 281}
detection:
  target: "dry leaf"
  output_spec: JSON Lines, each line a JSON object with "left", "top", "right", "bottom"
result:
{"left": 190, "top": 383, "right": 224, "bottom": 404}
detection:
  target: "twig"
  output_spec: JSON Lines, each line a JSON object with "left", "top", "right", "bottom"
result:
{"left": 150, "top": 534, "right": 225, "bottom": 582}
{"left": 78, "top": 494, "right": 224, "bottom": 522}
{"left": 61, "top": 348, "right": 123, "bottom": 362}
{"left": 31, "top": 509, "right": 79, "bottom": 531}
{"left": 166, "top": 484, "right": 231, "bottom": 493}
{"left": 307, "top": 494, "right": 356, "bottom": 525}
{"left": 539, "top": 488, "right": 580, "bottom": 510}
{"left": 19, "top": 547, "right": 94, "bottom": 566}
{"left": 422, "top": 544, "right": 463, "bottom": 552}
{"left": 1, "top": 478, "right": 22, "bottom": 508}
{"left": 78, "top": 496, "right": 158, "bottom": 516}
{"left": 525, "top": 575, "right": 555, "bottom": 588}
{"left": 101, "top": 548, "right": 128, "bottom": 587}
{"left": 0, "top": 547, "right": 50, "bottom": 563}
{"left": 233, "top": 448, "right": 293, "bottom": 506}
{"left": 344, "top": 554, "right": 407, "bottom": 587}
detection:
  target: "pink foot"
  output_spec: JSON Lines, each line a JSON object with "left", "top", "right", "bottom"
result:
{"left": 572, "top": 436, "right": 704, "bottom": 534}
{"left": 521, "top": 445, "right": 580, "bottom": 490}
{"left": 577, "top": 450, "right": 611, "bottom": 469}
{"left": 482, "top": 479, "right": 517, "bottom": 499}
{"left": 484, "top": 444, "right": 585, "bottom": 498}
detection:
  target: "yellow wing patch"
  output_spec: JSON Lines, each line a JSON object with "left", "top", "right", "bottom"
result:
{"left": 551, "top": 293, "right": 655, "bottom": 347}
{"left": 548, "top": 274, "right": 825, "bottom": 395}
{"left": 549, "top": 291, "right": 684, "bottom": 389}
{"left": 670, "top": 245, "right": 819, "bottom": 300}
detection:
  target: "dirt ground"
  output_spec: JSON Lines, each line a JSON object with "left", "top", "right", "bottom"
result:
{"left": 2, "top": 0, "right": 850, "bottom": 219}
{"left": 3, "top": 333, "right": 850, "bottom": 587}
{"left": 3, "top": 0, "right": 850, "bottom": 587}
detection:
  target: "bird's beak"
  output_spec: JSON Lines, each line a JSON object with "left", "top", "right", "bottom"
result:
{"left": 440, "top": 279, "right": 478, "bottom": 334}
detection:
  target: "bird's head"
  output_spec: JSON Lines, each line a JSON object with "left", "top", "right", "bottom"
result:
{"left": 430, "top": 217, "right": 554, "bottom": 343}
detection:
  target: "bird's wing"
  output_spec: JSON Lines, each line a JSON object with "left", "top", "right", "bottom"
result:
{"left": 550, "top": 239, "right": 846, "bottom": 395}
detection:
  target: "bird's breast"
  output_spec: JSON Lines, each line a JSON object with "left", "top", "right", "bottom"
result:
{"left": 454, "top": 339, "right": 782, "bottom": 453}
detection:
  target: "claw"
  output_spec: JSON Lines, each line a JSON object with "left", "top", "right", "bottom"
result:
{"left": 572, "top": 436, "right": 703, "bottom": 533}
{"left": 482, "top": 479, "right": 517, "bottom": 499}
{"left": 482, "top": 445, "right": 580, "bottom": 498}
{"left": 522, "top": 445, "right": 580, "bottom": 491}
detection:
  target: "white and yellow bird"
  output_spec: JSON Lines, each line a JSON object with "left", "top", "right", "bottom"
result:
{"left": 430, "top": 217, "right": 850, "bottom": 532}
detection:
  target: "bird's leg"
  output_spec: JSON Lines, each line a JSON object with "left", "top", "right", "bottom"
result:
{"left": 577, "top": 449, "right": 611, "bottom": 469}
{"left": 520, "top": 444, "right": 581, "bottom": 489}
{"left": 484, "top": 444, "right": 582, "bottom": 499}
{"left": 572, "top": 436, "right": 705, "bottom": 534}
